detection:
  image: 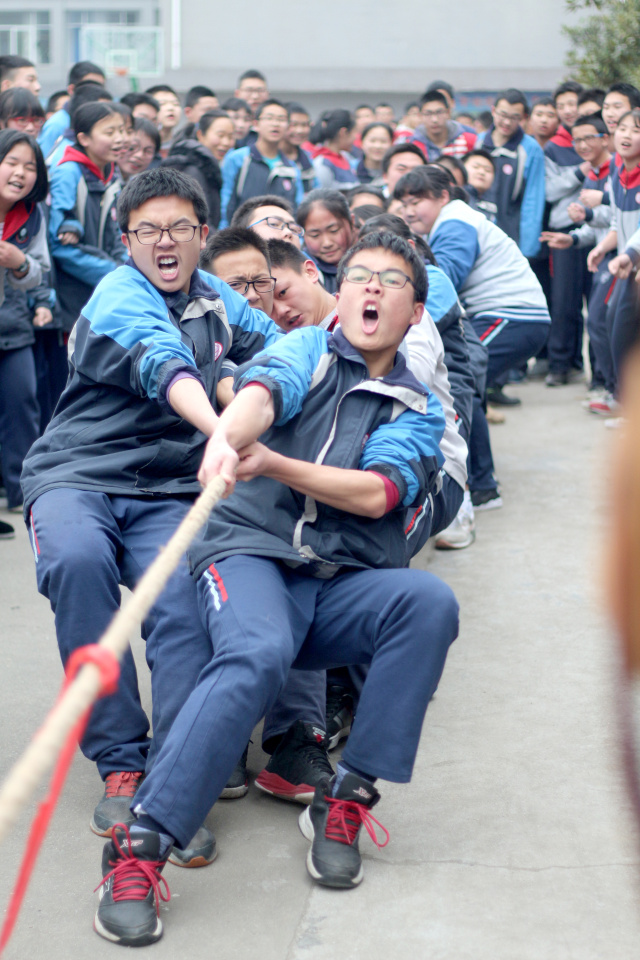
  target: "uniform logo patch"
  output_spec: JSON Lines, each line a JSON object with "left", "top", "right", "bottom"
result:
{"left": 635, "top": 192, "right": 640, "bottom": 204}
{"left": 283, "top": 179, "right": 292, "bottom": 191}
{"left": 503, "top": 163, "right": 513, "bottom": 175}
{"left": 214, "top": 341, "right": 223, "bottom": 360}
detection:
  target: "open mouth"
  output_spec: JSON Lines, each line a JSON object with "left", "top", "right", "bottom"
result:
{"left": 7, "top": 180, "right": 24, "bottom": 191}
{"left": 157, "top": 256, "right": 179, "bottom": 281}
{"left": 362, "top": 303, "right": 379, "bottom": 334}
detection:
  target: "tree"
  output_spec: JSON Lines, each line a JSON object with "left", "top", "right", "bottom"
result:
{"left": 564, "top": 0, "right": 640, "bottom": 89}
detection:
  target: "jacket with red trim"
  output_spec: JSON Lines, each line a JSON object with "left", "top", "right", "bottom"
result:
{"left": 0, "top": 200, "right": 49, "bottom": 311}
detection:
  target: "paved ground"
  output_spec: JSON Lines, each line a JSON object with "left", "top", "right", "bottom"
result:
{"left": 1, "top": 377, "right": 640, "bottom": 959}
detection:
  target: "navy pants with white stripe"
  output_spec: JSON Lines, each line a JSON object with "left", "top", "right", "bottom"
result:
{"left": 29, "top": 490, "right": 213, "bottom": 778}
{"left": 468, "top": 317, "right": 549, "bottom": 491}
{"left": 134, "top": 555, "right": 459, "bottom": 849}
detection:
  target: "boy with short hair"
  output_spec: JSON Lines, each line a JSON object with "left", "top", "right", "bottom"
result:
{"left": 462, "top": 149, "right": 498, "bottom": 221}
{"left": 93, "top": 231, "right": 459, "bottom": 946}
{"left": 527, "top": 97, "right": 558, "bottom": 149}
{"left": 577, "top": 87, "right": 605, "bottom": 117}
{"left": 381, "top": 142, "right": 426, "bottom": 197}
{"left": 280, "top": 102, "right": 319, "bottom": 193}
{"left": 146, "top": 85, "right": 182, "bottom": 157}
{"left": 267, "top": 237, "right": 336, "bottom": 330}
{"left": 476, "top": 88, "right": 545, "bottom": 257}
{"left": 202, "top": 226, "right": 276, "bottom": 316}
{"left": 221, "top": 96, "right": 253, "bottom": 144}
{"left": 221, "top": 99, "right": 304, "bottom": 226}
{"left": 234, "top": 69, "right": 269, "bottom": 113}
{"left": 403, "top": 90, "right": 477, "bottom": 159}
{"left": 39, "top": 60, "right": 105, "bottom": 156}
{"left": 184, "top": 85, "right": 218, "bottom": 124}
{"left": 0, "top": 55, "right": 40, "bottom": 94}
{"left": 231, "top": 194, "right": 304, "bottom": 247}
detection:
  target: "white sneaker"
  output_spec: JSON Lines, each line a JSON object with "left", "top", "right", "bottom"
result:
{"left": 589, "top": 391, "right": 620, "bottom": 416}
{"left": 605, "top": 417, "right": 625, "bottom": 430}
{"left": 435, "top": 491, "right": 476, "bottom": 550}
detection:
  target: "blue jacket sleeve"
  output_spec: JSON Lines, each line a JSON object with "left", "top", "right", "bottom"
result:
{"left": 75, "top": 268, "right": 203, "bottom": 408}
{"left": 425, "top": 264, "right": 462, "bottom": 331}
{"left": 48, "top": 162, "right": 118, "bottom": 285}
{"left": 220, "top": 148, "right": 247, "bottom": 227}
{"left": 38, "top": 109, "right": 69, "bottom": 159}
{"left": 518, "top": 140, "right": 546, "bottom": 258}
{"left": 359, "top": 393, "right": 446, "bottom": 506}
{"left": 197, "top": 270, "right": 283, "bottom": 364}
{"left": 429, "top": 220, "right": 479, "bottom": 291}
{"left": 234, "top": 326, "right": 330, "bottom": 424}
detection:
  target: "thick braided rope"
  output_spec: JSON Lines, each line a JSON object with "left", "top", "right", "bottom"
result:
{"left": 0, "top": 474, "right": 227, "bottom": 845}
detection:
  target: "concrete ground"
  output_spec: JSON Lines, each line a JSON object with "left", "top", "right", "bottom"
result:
{"left": 1, "top": 377, "right": 639, "bottom": 959}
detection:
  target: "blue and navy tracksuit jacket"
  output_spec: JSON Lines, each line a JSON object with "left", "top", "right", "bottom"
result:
{"left": 221, "top": 144, "right": 304, "bottom": 226}
{"left": 0, "top": 200, "right": 50, "bottom": 311}
{"left": 188, "top": 325, "right": 446, "bottom": 578}
{"left": 544, "top": 125, "right": 584, "bottom": 230}
{"left": 48, "top": 146, "right": 126, "bottom": 330}
{"left": 21, "top": 265, "right": 282, "bottom": 512}
{"left": 569, "top": 158, "right": 612, "bottom": 248}
{"left": 608, "top": 156, "right": 640, "bottom": 264}
{"left": 38, "top": 107, "right": 70, "bottom": 162}
{"left": 476, "top": 126, "right": 546, "bottom": 258}
{"left": 311, "top": 147, "right": 359, "bottom": 190}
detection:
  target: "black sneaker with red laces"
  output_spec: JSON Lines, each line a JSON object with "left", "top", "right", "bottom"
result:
{"left": 94, "top": 823, "right": 170, "bottom": 946}
{"left": 90, "top": 771, "right": 144, "bottom": 837}
{"left": 298, "top": 772, "right": 389, "bottom": 888}
{"left": 255, "top": 720, "right": 333, "bottom": 804}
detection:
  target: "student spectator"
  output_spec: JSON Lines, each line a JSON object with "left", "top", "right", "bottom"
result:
{"left": 201, "top": 227, "right": 276, "bottom": 316}
{"left": 474, "top": 110, "right": 493, "bottom": 133}
{"left": 146, "top": 84, "right": 182, "bottom": 157}
{"left": 221, "top": 97, "right": 253, "bottom": 145}
{"left": 0, "top": 130, "right": 49, "bottom": 517}
{"left": 381, "top": 142, "right": 426, "bottom": 197}
{"left": 527, "top": 97, "right": 558, "bottom": 149}
{"left": 541, "top": 114, "right": 614, "bottom": 404}
{"left": 375, "top": 103, "right": 396, "bottom": 128}
{"left": 231, "top": 194, "right": 304, "bottom": 248}
{"left": 0, "top": 56, "right": 40, "bottom": 95}
{"left": 296, "top": 188, "right": 356, "bottom": 293}
{"left": 48, "top": 102, "right": 127, "bottom": 332}
{"left": 404, "top": 90, "right": 477, "bottom": 159}
{"left": 601, "top": 82, "right": 640, "bottom": 134}
{"left": 46, "top": 91, "right": 70, "bottom": 120}
{"left": 234, "top": 70, "right": 269, "bottom": 113}
{"left": 476, "top": 88, "right": 546, "bottom": 258}
{"left": 577, "top": 88, "right": 606, "bottom": 117}
{"left": 221, "top": 100, "right": 303, "bottom": 226}
{"left": 395, "top": 165, "right": 550, "bottom": 509}
{"left": 44, "top": 82, "right": 113, "bottom": 168}
{"left": 118, "top": 117, "right": 160, "bottom": 182}
{"left": 280, "top": 102, "right": 318, "bottom": 194}
{"left": 0, "top": 88, "right": 45, "bottom": 139}
{"left": 163, "top": 111, "right": 228, "bottom": 229}
{"left": 39, "top": 62, "right": 106, "bottom": 157}
{"left": 544, "top": 80, "right": 591, "bottom": 386}
{"left": 309, "top": 109, "right": 359, "bottom": 190}
{"left": 353, "top": 104, "right": 375, "bottom": 136}
{"left": 184, "top": 85, "right": 219, "bottom": 125}
{"left": 395, "top": 102, "right": 421, "bottom": 140}
{"left": 350, "top": 203, "right": 383, "bottom": 230}
{"left": 435, "top": 154, "right": 468, "bottom": 187}
{"left": 348, "top": 184, "right": 387, "bottom": 210}
{"left": 356, "top": 122, "right": 394, "bottom": 183}
{"left": 456, "top": 113, "right": 476, "bottom": 128}
{"left": 462, "top": 149, "right": 498, "bottom": 222}
{"left": 120, "top": 92, "right": 160, "bottom": 123}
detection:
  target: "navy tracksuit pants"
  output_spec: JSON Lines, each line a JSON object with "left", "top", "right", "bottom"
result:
{"left": 29, "top": 490, "right": 213, "bottom": 778}
{"left": 0, "top": 346, "right": 40, "bottom": 509}
{"left": 134, "top": 555, "right": 459, "bottom": 849}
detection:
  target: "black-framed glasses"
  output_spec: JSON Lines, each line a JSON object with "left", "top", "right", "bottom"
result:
{"left": 571, "top": 134, "right": 604, "bottom": 147}
{"left": 248, "top": 215, "right": 304, "bottom": 237}
{"left": 227, "top": 276, "right": 277, "bottom": 295}
{"left": 127, "top": 224, "right": 201, "bottom": 244}
{"left": 343, "top": 265, "right": 415, "bottom": 289}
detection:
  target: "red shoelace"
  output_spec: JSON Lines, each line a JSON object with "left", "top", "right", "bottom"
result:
{"left": 324, "top": 797, "right": 390, "bottom": 849}
{"left": 95, "top": 824, "right": 170, "bottom": 914}
{"left": 104, "top": 770, "right": 144, "bottom": 798}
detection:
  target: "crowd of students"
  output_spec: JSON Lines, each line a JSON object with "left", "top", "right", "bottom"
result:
{"left": 0, "top": 49, "right": 638, "bottom": 947}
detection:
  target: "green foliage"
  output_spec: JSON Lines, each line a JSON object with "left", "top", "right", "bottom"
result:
{"left": 564, "top": 0, "right": 640, "bottom": 88}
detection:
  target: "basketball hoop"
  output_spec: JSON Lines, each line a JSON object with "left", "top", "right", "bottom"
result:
{"left": 114, "top": 67, "right": 129, "bottom": 78}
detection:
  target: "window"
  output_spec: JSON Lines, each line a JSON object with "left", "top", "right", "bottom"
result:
{"left": 0, "top": 11, "right": 51, "bottom": 64}
{"left": 67, "top": 10, "right": 140, "bottom": 62}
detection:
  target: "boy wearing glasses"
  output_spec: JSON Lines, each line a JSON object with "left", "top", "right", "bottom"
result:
{"left": 93, "top": 230, "right": 459, "bottom": 947}
{"left": 400, "top": 90, "right": 477, "bottom": 159}
{"left": 21, "top": 168, "right": 281, "bottom": 862}
{"left": 231, "top": 194, "right": 305, "bottom": 248}
{"left": 475, "top": 89, "right": 545, "bottom": 259}
{"left": 220, "top": 99, "right": 304, "bottom": 227}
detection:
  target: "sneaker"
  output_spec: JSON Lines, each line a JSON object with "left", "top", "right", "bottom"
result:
{"left": 0, "top": 520, "right": 15, "bottom": 540}
{"left": 298, "top": 773, "right": 389, "bottom": 888}
{"left": 220, "top": 743, "right": 249, "bottom": 799}
{"left": 255, "top": 720, "right": 333, "bottom": 804}
{"left": 94, "top": 823, "right": 170, "bottom": 946}
{"left": 485, "top": 404, "right": 506, "bottom": 424}
{"left": 605, "top": 417, "right": 625, "bottom": 430}
{"left": 470, "top": 489, "right": 503, "bottom": 511}
{"left": 545, "top": 371, "right": 568, "bottom": 387}
{"left": 168, "top": 825, "right": 216, "bottom": 868}
{"left": 90, "top": 771, "right": 144, "bottom": 837}
{"left": 485, "top": 387, "right": 521, "bottom": 406}
{"left": 435, "top": 492, "right": 475, "bottom": 550}
{"left": 325, "top": 685, "right": 354, "bottom": 750}
{"left": 589, "top": 392, "right": 620, "bottom": 416}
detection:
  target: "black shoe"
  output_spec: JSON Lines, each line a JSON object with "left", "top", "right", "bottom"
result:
{"left": 168, "top": 825, "right": 217, "bottom": 868}
{"left": 0, "top": 520, "right": 15, "bottom": 540}
{"left": 255, "top": 720, "right": 333, "bottom": 804}
{"left": 298, "top": 773, "right": 389, "bottom": 888}
{"left": 90, "top": 771, "right": 144, "bottom": 837}
{"left": 220, "top": 742, "right": 249, "bottom": 799}
{"left": 470, "top": 488, "right": 503, "bottom": 511}
{"left": 485, "top": 387, "right": 521, "bottom": 406}
{"left": 545, "top": 371, "right": 569, "bottom": 387}
{"left": 325, "top": 684, "right": 354, "bottom": 750}
{"left": 94, "top": 823, "right": 170, "bottom": 946}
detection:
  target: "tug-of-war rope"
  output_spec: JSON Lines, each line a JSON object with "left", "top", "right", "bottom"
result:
{"left": 0, "top": 475, "right": 228, "bottom": 953}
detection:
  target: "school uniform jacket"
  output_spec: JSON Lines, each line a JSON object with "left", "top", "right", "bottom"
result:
{"left": 570, "top": 158, "right": 612, "bottom": 248}
{"left": 21, "top": 265, "right": 281, "bottom": 513}
{"left": 311, "top": 147, "right": 359, "bottom": 190}
{"left": 427, "top": 199, "right": 550, "bottom": 322}
{"left": 398, "top": 120, "right": 477, "bottom": 160}
{"left": 0, "top": 200, "right": 50, "bottom": 311}
{"left": 607, "top": 156, "right": 640, "bottom": 265}
{"left": 476, "top": 127, "right": 546, "bottom": 258}
{"left": 544, "top": 126, "right": 584, "bottom": 230}
{"left": 188, "top": 325, "right": 446, "bottom": 578}
{"left": 221, "top": 144, "right": 304, "bottom": 226}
